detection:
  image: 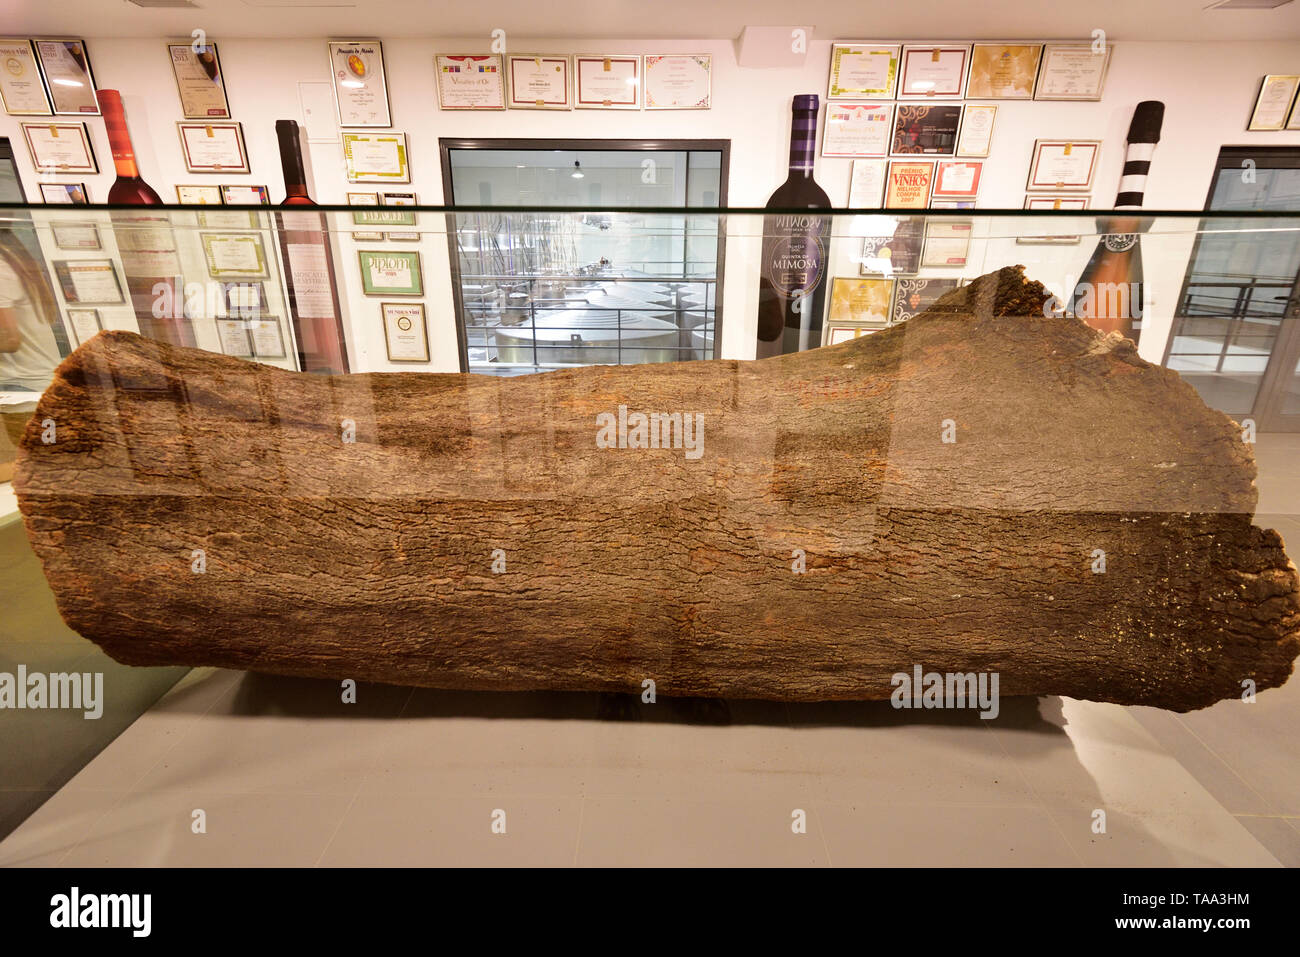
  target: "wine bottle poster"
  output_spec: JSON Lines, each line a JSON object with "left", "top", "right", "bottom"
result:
{"left": 891, "top": 104, "right": 962, "bottom": 156}
{"left": 885, "top": 161, "right": 934, "bottom": 208}
{"left": 168, "top": 43, "right": 230, "bottom": 119}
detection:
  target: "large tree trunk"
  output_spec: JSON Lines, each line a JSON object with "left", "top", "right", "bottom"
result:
{"left": 13, "top": 268, "right": 1300, "bottom": 711}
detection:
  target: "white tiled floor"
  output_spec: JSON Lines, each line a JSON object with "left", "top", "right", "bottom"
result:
{"left": 1, "top": 436, "right": 1297, "bottom": 867}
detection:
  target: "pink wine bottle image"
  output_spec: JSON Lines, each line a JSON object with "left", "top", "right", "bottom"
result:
{"left": 756, "top": 94, "right": 832, "bottom": 359}
{"left": 97, "top": 89, "right": 163, "bottom": 205}
{"left": 276, "top": 119, "right": 316, "bottom": 206}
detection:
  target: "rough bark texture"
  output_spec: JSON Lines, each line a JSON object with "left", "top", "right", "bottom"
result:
{"left": 13, "top": 267, "right": 1300, "bottom": 711}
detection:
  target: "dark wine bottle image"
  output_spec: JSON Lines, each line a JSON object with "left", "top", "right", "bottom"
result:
{"left": 276, "top": 119, "right": 315, "bottom": 206}
{"left": 756, "top": 94, "right": 831, "bottom": 359}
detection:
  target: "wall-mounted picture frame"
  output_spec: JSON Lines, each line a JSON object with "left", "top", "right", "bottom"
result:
{"left": 381, "top": 302, "right": 430, "bottom": 362}
{"left": 200, "top": 231, "right": 270, "bottom": 279}
{"left": 575, "top": 54, "right": 641, "bottom": 109}
{"left": 65, "top": 307, "right": 102, "bottom": 345}
{"left": 1024, "top": 195, "right": 1090, "bottom": 210}
{"left": 197, "top": 209, "right": 260, "bottom": 229}
{"left": 1034, "top": 43, "right": 1111, "bottom": 101}
{"left": 21, "top": 121, "right": 96, "bottom": 173}
{"left": 248, "top": 318, "right": 287, "bottom": 359}
{"left": 1247, "top": 74, "right": 1300, "bottom": 132}
{"left": 932, "top": 160, "right": 983, "bottom": 200}
{"left": 176, "top": 184, "right": 223, "bottom": 204}
{"left": 215, "top": 318, "right": 254, "bottom": 357}
{"left": 847, "top": 159, "right": 887, "bottom": 208}
{"left": 328, "top": 39, "right": 392, "bottom": 127}
{"left": 891, "top": 278, "right": 962, "bottom": 324}
{"left": 32, "top": 38, "right": 98, "bottom": 114}
{"left": 1026, "top": 139, "right": 1100, "bottom": 191}
{"left": 39, "top": 182, "right": 87, "bottom": 204}
{"left": 506, "top": 55, "right": 572, "bottom": 110}
{"left": 644, "top": 54, "right": 711, "bottom": 110}
{"left": 955, "top": 103, "right": 996, "bottom": 157}
{"left": 822, "top": 320, "right": 885, "bottom": 347}
{"left": 220, "top": 184, "right": 269, "bottom": 205}
{"left": 921, "top": 221, "right": 972, "bottom": 267}
{"left": 965, "top": 43, "right": 1042, "bottom": 100}
{"left": 828, "top": 276, "right": 895, "bottom": 326}
{"left": 347, "top": 190, "right": 383, "bottom": 240}
{"left": 891, "top": 104, "right": 962, "bottom": 156}
{"left": 222, "top": 280, "right": 266, "bottom": 317}
{"left": 827, "top": 43, "right": 900, "bottom": 99}
{"left": 822, "top": 102, "right": 893, "bottom": 158}
{"left": 341, "top": 131, "right": 410, "bottom": 183}
{"left": 381, "top": 191, "right": 419, "bottom": 241}
{"left": 885, "top": 160, "right": 934, "bottom": 208}
{"left": 51, "top": 221, "right": 100, "bottom": 250}
{"left": 435, "top": 54, "right": 505, "bottom": 110}
{"left": 897, "top": 44, "right": 970, "bottom": 98}
{"left": 167, "top": 41, "right": 230, "bottom": 119}
{"left": 859, "top": 217, "right": 924, "bottom": 276}
{"left": 358, "top": 249, "right": 422, "bottom": 296}
{"left": 52, "top": 259, "right": 124, "bottom": 304}
{"left": 0, "top": 38, "right": 52, "bottom": 114}
{"left": 177, "top": 120, "right": 250, "bottom": 173}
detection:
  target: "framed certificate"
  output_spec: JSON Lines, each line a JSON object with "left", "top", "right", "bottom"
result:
{"left": 168, "top": 42, "right": 230, "bottom": 119}
{"left": 847, "top": 159, "right": 887, "bottom": 208}
{"left": 200, "top": 232, "right": 269, "bottom": 279}
{"left": 0, "top": 39, "right": 52, "bottom": 114}
{"left": 328, "top": 40, "right": 391, "bottom": 127}
{"left": 827, "top": 44, "right": 899, "bottom": 99}
{"left": 176, "top": 184, "right": 223, "bottom": 205}
{"left": 21, "top": 122, "right": 97, "bottom": 173}
{"left": 381, "top": 191, "right": 418, "bottom": 241}
{"left": 1035, "top": 43, "right": 1111, "bottom": 101}
{"left": 898, "top": 45, "right": 969, "bottom": 98}
{"left": 966, "top": 44, "right": 1042, "bottom": 100}
{"left": 1248, "top": 75, "right": 1300, "bottom": 132}
{"left": 859, "top": 218, "right": 923, "bottom": 276}
{"left": 220, "top": 184, "right": 269, "bottom": 205}
{"left": 39, "top": 182, "right": 88, "bottom": 204}
{"left": 891, "top": 104, "right": 962, "bottom": 156}
{"left": 51, "top": 222, "right": 100, "bottom": 250}
{"left": 358, "top": 249, "right": 422, "bottom": 296}
{"left": 197, "top": 209, "right": 259, "bottom": 229}
{"left": 382, "top": 302, "right": 430, "bottom": 362}
{"left": 32, "top": 39, "right": 98, "bottom": 114}
{"left": 348, "top": 191, "right": 383, "bottom": 240}
{"left": 575, "top": 55, "right": 640, "bottom": 109}
{"left": 822, "top": 102, "right": 892, "bottom": 158}
{"left": 435, "top": 54, "right": 505, "bottom": 110}
{"left": 1027, "top": 140, "right": 1100, "bottom": 191}
{"left": 921, "top": 221, "right": 972, "bottom": 267}
{"left": 1024, "top": 195, "right": 1089, "bottom": 210}
{"left": 65, "top": 307, "right": 102, "bottom": 346}
{"left": 341, "top": 131, "right": 410, "bottom": 183}
{"left": 215, "top": 319, "right": 253, "bottom": 358}
{"left": 644, "top": 54, "right": 711, "bottom": 109}
{"left": 223, "top": 281, "right": 266, "bottom": 316}
{"left": 828, "top": 277, "right": 894, "bottom": 326}
{"left": 177, "top": 121, "right": 249, "bottom": 173}
{"left": 507, "top": 55, "right": 571, "bottom": 110}
{"left": 955, "top": 104, "right": 996, "bottom": 158}
{"left": 885, "top": 161, "right": 934, "bottom": 208}
{"left": 248, "top": 318, "right": 287, "bottom": 359}
{"left": 932, "top": 160, "right": 983, "bottom": 199}
{"left": 52, "top": 259, "right": 123, "bottom": 304}
{"left": 892, "top": 278, "right": 961, "bottom": 324}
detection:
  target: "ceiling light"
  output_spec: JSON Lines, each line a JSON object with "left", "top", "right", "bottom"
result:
{"left": 571, "top": 162, "right": 584, "bottom": 179}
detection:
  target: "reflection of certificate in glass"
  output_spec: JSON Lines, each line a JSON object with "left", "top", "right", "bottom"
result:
{"left": 892, "top": 278, "right": 961, "bottom": 324}
{"left": 177, "top": 121, "right": 249, "bottom": 172}
{"left": 224, "top": 281, "right": 265, "bottom": 316}
{"left": 575, "top": 55, "right": 640, "bottom": 109}
{"left": 921, "top": 221, "right": 972, "bottom": 266}
{"left": 382, "top": 303, "right": 430, "bottom": 362}
{"left": 898, "top": 45, "right": 969, "bottom": 97}
{"left": 341, "top": 131, "right": 409, "bottom": 183}
{"left": 0, "top": 39, "right": 51, "bottom": 114}
{"left": 21, "top": 122, "right": 96, "bottom": 173}
{"left": 828, "top": 277, "right": 894, "bottom": 324}
{"left": 248, "top": 319, "right": 286, "bottom": 359}
{"left": 52, "top": 223, "right": 99, "bottom": 250}
{"left": 53, "top": 260, "right": 123, "bottom": 304}
{"left": 506, "top": 55, "right": 571, "bottom": 109}
{"left": 328, "top": 40, "right": 391, "bottom": 127}
{"left": 885, "top": 161, "right": 934, "bottom": 208}
{"left": 435, "top": 54, "right": 505, "bottom": 110}
{"left": 215, "top": 319, "right": 253, "bottom": 357}
{"left": 956, "top": 104, "right": 996, "bottom": 157}
{"left": 847, "top": 160, "right": 887, "bottom": 208}
{"left": 359, "top": 250, "right": 422, "bottom": 296}
{"left": 197, "top": 209, "right": 259, "bottom": 229}
{"left": 1248, "top": 75, "right": 1300, "bottom": 132}
{"left": 33, "top": 39, "right": 98, "bottom": 114}
{"left": 348, "top": 191, "right": 383, "bottom": 240}
{"left": 644, "top": 54, "right": 711, "bottom": 109}
{"left": 1027, "top": 140, "right": 1100, "bottom": 191}
{"left": 66, "top": 308, "right": 102, "bottom": 345}
{"left": 933, "top": 160, "right": 982, "bottom": 198}
{"left": 891, "top": 104, "right": 962, "bottom": 155}
{"left": 201, "top": 232, "right": 269, "bottom": 278}
{"left": 1034, "top": 44, "right": 1111, "bottom": 101}
{"left": 860, "top": 218, "right": 923, "bottom": 275}
{"left": 822, "top": 103, "right": 892, "bottom": 157}
{"left": 966, "top": 44, "right": 1041, "bottom": 99}
{"left": 168, "top": 43, "right": 230, "bottom": 118}
{"left": 827, "top": 45, "right": 899, "bottom": 99}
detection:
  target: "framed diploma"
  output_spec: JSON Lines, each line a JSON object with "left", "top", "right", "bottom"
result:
{"left": 381, "top": 191, "right": 418, "bottom": 241}
{"left": 32, "top": 39, "right": 98, "bottom": 114}
{"left": 1024, "top": 195, "right": 1089, "bottom": 210}
{"left": 898, "top": 45, "right": 969, "bottom": 98}
{"left": 847, "top": 159, "right": 887, "bottom": 208}
{"left": 1248, "top": 75, "right": 1300, "bottom": 132}
{"left": 827, "top": 44, "right": 899, "bottom": 99}
{"left": 39, "top": 182, "right": 87, "bottom": 204}
{"left": 341, "top": 131, "right": 410, "bottom": 183}
{"left": 52, "top": 259, "right": 124, "bottom": 304}
{"left": 220, "top": 184, "right": 269, "bottom": 205}
{"left": 248, "top": 318, "right": 287, "bottom": 359}
{"left": 328, "top": 40, "right": 391, "bottom": 127}
{"left": 21, "top": 122, "right": 97, "bottom": 173}
{"left": 575, "top": 55, "right": 640, "bottom": 109}
{"left": 200, "top": 232, "right": 270, "bottom": 279}
{"left": 1027, "top": 139, "right": 1100, "bottom": 191}
{"left": 886, "top": 161, "right": 934, "bottom": 208}
{"left": 965, "top": 44, "right": 1042, "bottom": 100}
{"left": 382, "top": 302, "right": 430, "bottom": 362}
{"left": 822, "top": 102, "right": 893, "bottom": 158}
{"left": 348, "top": 191, "right": 383, "bottom": 240}
{"left": 65, "top": 307, "right": 102, "bottom": 346}
{"left": 177, "top": 121, "right": 249, "bottom": 173}
{"left": 168, "top": 42, "right": 230, "bottom": 119}
{"left": 859, "top": 218, "right": 923, "bottom": 276}
{"left": 920, "top": 221, "right": 972, "bottom": 267}
{"left": 1034, "top": 43, "right": 1111, "bottom": 101}
{"left": 644, "top": 54, "right": 711, "bottom": 110}
{"left": 223, "top": 281, "right": 266, "bottom": 317}
{"left": 358, "top": 249, "right": 422, "bottom": 296}
{"left": 435, "top": 54, "right": 505, "bottom": 110}
{"left": 506, "top": 55, "right": 571, "bottom": 110}
{"left": 0, "top": 39, "right": 52, "bottom": 114}
{"left": 197, "top": 209, "right": 259, "bottom": 229}
{"left": 892, "top": 278, "right": 961, "bottom": 324}
{"left": 176, "top": 184, "right": 223, "bottom": 205}
{"left": 932, "top": 160, "right": 983, "bottom": 199}
{"left": 215, "top": 319, "right": 253, "bottom": 358}
{"left": 891, "top": 104, "right": 962, "bottom": 156}
{"left": 51, "top": 222, "right": 100, "bottom": 250}
{"left": 828, "top": 277, "right": 894, "bottom": 326}
{"left": 955, "top": 104, "right": 996, "bottom": 158}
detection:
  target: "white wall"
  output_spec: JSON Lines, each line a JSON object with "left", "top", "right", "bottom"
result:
{"left": 4, "top": 35, "right": 1300, "bottom": 370}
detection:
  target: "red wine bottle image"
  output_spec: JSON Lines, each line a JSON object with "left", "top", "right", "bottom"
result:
{"left": 97, "top": 89, "right": 162, "bottom": 205}
{"left": 756, "top": 94, "right": 831, "bottom": 359}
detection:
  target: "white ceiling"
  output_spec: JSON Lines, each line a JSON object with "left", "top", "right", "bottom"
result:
{"left": 1, "top": 0, "right": 1299, "bottom": 41}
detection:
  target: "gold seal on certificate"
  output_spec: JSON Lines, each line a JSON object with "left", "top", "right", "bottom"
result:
{"left": 0, "top": 39, "right": 51, "bottom": 114}
{"left": 575, "top": 55, "right": 640, "bottom": 109}
{"left": 1026, "top": 140, "right": 1100, "bottom": 191}
{"left": 506, "top": 55, "right": 571, "bottom": 109}
{"left": 966, "top": 44, "right": 1041, "bottom": 99}
{"left": 955, "top": 104, "right": 996, "bottom": 158}
{"left": 382, "top": 302, "right": 430, "bottom": 362}
{"left": 341, "top": 131, "right": 410, "bottom": 183}
{"left": 328, "top": 40, "right": 391, "bottom": 127}
{"left": 898, "top": 45, "right": 970, "bottom": 98}
{"left": 435, "top": 54, "right": 505, "bottom": 110}
{"left": 177, "top": 121, "right": 249, "bottom": 172}
{"left": 644, "top": 55, "right": 711, "bottom": 109}
{"left": 1248, "top": 75, "right": 1300, "bottom": 131}
{"left": 827, "top": 44, "right": 899, "bottom": 99}
{"left": 168, "top": 42, "right": 230, "bottom": 119}
{"left": 33, "top": 39, "right": 98, "bottom": 114}
{"left": 1034, "top": 43, "right": 1111, "bottom": 101}
{"left": 822, "top": 103, "right": 893, "bottom": 158}
{"left": 21, "top": 121, "right": 97, "bottom": 173}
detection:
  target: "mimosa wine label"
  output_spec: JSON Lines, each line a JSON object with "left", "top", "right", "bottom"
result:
{"left": 762, "top": 214, "right": 827, "bottom": 299}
